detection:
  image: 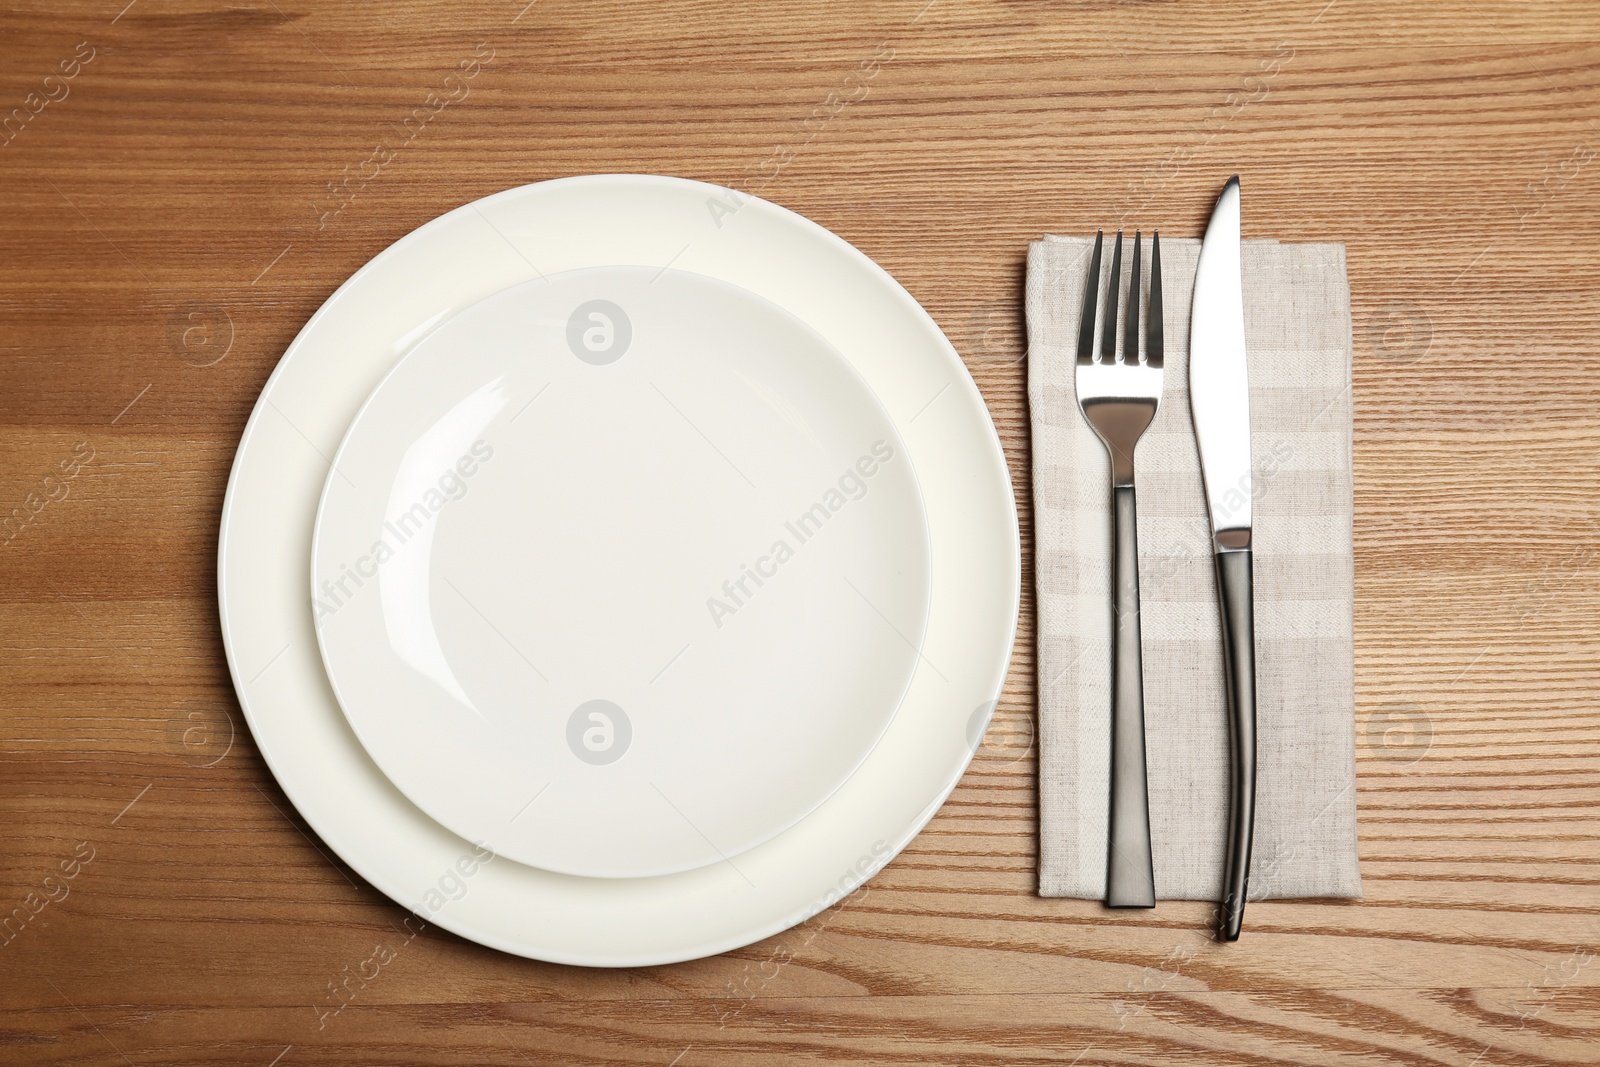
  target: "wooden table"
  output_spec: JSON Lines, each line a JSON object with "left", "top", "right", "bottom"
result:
{"left": 3, "top": 1, "right": 1597, "bottom": 1063}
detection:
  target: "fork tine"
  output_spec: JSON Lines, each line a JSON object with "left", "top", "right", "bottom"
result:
{"left": 1123, "top": 230, "right": 1142, "bottom": 364}
{"left": 1076, "top": 231, "right": 1103, "bottom": 366}
{"left": 1146, "top": 230, "right": 1163, "bottom": 369}
{"left": 1100, "top": 231, "right": 1123, "bottom": 364}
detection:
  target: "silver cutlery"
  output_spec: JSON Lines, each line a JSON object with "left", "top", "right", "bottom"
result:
{"left": 1189, "top": 175, "right": 1257, "bottom": 940}
{"left": 1075, "top": 229, "right": 1162, "bottom": 909}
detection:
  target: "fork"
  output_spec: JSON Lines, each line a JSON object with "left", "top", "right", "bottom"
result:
{"left": 1075, "top": 229, "right": 1162, "bottom": 909}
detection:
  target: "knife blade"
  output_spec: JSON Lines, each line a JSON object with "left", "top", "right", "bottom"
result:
{"left": 1188, "top": 175, "right": 1257, "bottom": 942}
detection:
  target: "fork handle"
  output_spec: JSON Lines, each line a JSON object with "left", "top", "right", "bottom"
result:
{"left": 1107, "top": 484, "right": 1156, "bottom": 908}
{"left": 1214, "top": 546, "right": 1257, "bottom": 941}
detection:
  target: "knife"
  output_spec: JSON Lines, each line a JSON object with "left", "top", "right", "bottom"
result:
{"left": 1188, "top": 175, "right": 1257, "bottom": 942}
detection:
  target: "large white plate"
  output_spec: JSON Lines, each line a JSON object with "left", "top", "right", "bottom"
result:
{"left": 219, "top": 174, "right": 1019, "bottom": 966}
{"left": 312, "top": 265, "right": 931, "bottom": 878}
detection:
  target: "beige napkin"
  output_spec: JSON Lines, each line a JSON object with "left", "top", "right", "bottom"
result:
{"left": 1028, "top": 234, "right": 1362, "bottom": 901}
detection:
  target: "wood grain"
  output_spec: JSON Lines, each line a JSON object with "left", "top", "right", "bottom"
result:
{"left": 3, "top": 0, "right": 1598, "bottom": 1063}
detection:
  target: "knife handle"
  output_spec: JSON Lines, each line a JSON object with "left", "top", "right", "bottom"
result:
{"left": 1107, "top": 484, "right": 1155, "bottom": 908}
{"left": 1214, "top": 545, "right": 1257, "bottom": 941}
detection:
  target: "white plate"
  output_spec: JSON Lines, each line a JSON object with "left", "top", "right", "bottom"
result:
{"left": 219, "top": 174, "right": 1019, "bottom": 966}
{"left": 312, "top": 265, "right": 930, "bottom": 877}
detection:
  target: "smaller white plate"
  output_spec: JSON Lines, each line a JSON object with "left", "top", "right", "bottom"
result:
{"left": 312, "top": 265, "right": 931, "bottom": 879}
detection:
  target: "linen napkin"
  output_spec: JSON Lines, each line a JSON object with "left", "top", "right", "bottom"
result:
{"left": 1028, "top": 234, "right": 1362, "bottom": 901}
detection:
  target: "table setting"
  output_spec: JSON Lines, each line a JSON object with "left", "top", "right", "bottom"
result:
{"left": 214, "top": 169, "right": 1358, "bottom": 963}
